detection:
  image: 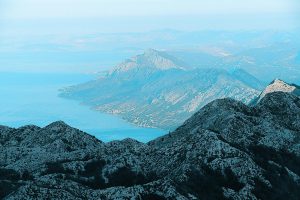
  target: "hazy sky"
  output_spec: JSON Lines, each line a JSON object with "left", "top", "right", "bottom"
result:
{"left": 1, "top": 0, "right": 297, "bottom": 19}
{"left": 0, "top": 0, "right": 299, "bottom": 73}
{"left": 0, "top": 0, "right": 299, "bottom": 36}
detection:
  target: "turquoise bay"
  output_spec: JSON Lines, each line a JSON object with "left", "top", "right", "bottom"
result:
{"left": 0, "top": 72, "right": 166, "bottom": 142}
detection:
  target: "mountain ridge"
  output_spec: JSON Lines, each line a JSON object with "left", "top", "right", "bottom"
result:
{"left": 1, "top": 91, "right": 300, "bottom": 199}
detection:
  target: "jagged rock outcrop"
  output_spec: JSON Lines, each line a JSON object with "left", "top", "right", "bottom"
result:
{"left": 252, "top": 79, "right": 300, "bottom": 104}
{"left": 1, "top": 92, "right": 300, "bottom": 199}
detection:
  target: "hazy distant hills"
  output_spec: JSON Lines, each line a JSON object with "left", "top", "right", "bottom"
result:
{"left": 224, "top": 45, "right": 300, "bottom": 84}
{"left": 3, "top": 29, "right": 299, "bottom": 78}
{"left": 168, "top": 45, "right": 300, "bottom": 85}
{"left": 60, "top": 49, "right": 262, "bottom": 130}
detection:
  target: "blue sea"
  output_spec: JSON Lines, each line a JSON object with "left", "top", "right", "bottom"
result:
{"left": 0, "top": 72, "right": 166, "bottom": 142}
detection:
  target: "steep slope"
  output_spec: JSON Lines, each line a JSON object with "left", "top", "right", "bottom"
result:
{"left": 229, "top": 68, "right": 264, "bottom": 90}
{"left": 149, "top": 92, "right": 300, "bottom": 199}
{"left": 60, "top": 50, "right": 261, "bottom": 130}
{"left": 1, "top": 92, "right": 300, "bottom": 199}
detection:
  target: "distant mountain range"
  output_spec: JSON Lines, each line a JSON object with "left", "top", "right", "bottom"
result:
{"left": 1, "top": 91, "right": 300, "bottom": 199}
{"left": 60, "top": 49, "right": 264, "bottom": 130}
{"left": 169, "top": 39, "right": 300, "bottom": 83}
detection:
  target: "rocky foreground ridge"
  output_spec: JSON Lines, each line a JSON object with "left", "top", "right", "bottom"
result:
{"left": 1, "top": 92, "right": 300, "bottom": 199}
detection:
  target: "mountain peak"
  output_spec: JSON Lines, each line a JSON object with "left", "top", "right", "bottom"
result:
{"left": 270, "top": 78, "right": 286, "bottom": 85}
{"left": 43, "top": 120, "right": 75, "bottom": 133}
{"left": 45, "top": 120, "right": 69, "bottom": 128}
{"left": 143, "top": 48, "right": 160, "bottom": 55}
{"left": 110, "top": 49, "right": 187, "bottom": 74}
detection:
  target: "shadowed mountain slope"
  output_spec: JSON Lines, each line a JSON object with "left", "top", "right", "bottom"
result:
{"left": 1, "top": 92, "right": 300, "bottom": 199}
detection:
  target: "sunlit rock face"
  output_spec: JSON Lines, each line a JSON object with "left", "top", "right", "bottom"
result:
{"left": 1, "top": 91, "right": 300, "bottom": 199}
{"left": 60, "top": 49, "right": 262, "bottom": 130}
{"left": 252, "top": 79, "right": 300, "bottom": 104}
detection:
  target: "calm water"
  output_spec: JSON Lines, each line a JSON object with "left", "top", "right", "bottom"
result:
{"left": 0, "top": 73, "right": 166, "bottom": 142}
